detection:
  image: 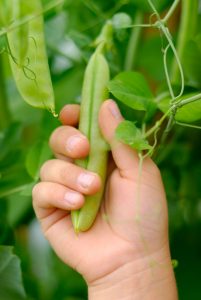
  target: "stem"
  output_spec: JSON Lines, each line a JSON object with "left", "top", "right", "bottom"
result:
{"left": 171, "top": 0, "right": 198, "bottom": 83}
{"left": 160, "top": 24, "right": 184, "bottom": 101}
{"left": 175, "top": 93, "right": 201, "bottom": 108}
{"left": 94, "top": 21, "right": 113, "bottom": 49}
{"left": 163, "top": 45, "right": 175, "bottom": 99}
{"left": 160, "top": 92, "right": 201, "bottom": 143}
{"left": 162, "top": 0, "right": 180, "bottom": 24}
{"left": 125, "top": 24, "right": 151, "bottom": 29}
{"left": 175, "top": 121, "right": 201, "bottom": 130}
{"left": 145, "top": 108, "right": 171, "bottom": 138}
{"left": 160, "top": 114, "right": 175, "bottom": 144}
{"left": 124, "top": 11, "right": 143, "bottom": 71}
{"left": 0, "top": 55, "right": 11, "bottom": 130}
{"left": 147, "top": 0, "right": 160, "bottom": 20}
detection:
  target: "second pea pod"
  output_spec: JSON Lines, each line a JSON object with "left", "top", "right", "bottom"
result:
{"left": 71, "top": 44, "right": 110, "bottom": 232}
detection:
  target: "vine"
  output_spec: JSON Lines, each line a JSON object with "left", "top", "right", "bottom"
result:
{"left": 121, "top": 0, "right": 201, "bottom": 155}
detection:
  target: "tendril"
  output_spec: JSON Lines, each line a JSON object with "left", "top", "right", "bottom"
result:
{"left": 163, "top": 44, "right": 175, "bottom": 99}
{"left": 22, "top": 65, "right": 36, "bottom": 81}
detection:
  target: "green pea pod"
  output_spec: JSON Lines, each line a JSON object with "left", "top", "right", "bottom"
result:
{"left": 0, "top": 0, "right": 12, "bottom": 27}
{"left": 10, "top": 0, "right": 29, "bottom": 67}
{"left": 6, "top": 0, "right": 55, "bottom": 112}
{"left": 71, "top": 45, "right": 110, "bottom": 232}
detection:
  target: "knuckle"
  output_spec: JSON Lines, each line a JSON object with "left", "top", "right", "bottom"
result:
{"left": 49, "top": 126, "right": 63, "bottom": 147}
{"left": 32, "top": 182, "right": 59, "bottom": 209}
{"left": 32, "top": 182, "right": 43, "bottom": 209}
{"left": 32, "top": 183, "right": 40, "bottom": 200}
{"left": 32, "top": 181, "right": 47, "bottom": 199}
{"left": 39, "top": 159, "right": 56, "bottom": 180}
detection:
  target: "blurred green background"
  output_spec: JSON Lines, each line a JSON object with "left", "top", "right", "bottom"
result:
{"left": 0, "top": 0, "right": 201, "bottom": 299}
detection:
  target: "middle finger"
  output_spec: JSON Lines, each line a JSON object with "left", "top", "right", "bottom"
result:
{"left": 49, "top": 125, "right": 89, "bottom": 159}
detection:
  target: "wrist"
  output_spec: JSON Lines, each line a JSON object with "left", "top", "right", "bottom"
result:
{"left": 88, "top": 246, "right": 178, "bottom": 300}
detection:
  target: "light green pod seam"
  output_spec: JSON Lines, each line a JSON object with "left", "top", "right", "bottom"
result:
{"left": 71, "top": 46, "right": 110, "bottom": 232}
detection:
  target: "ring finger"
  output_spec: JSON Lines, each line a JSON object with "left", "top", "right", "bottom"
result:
{"left": 40, "top": 159, "right": 101, "bottom": 195}
{"left": 32, "top": 182, "right": 85, "bottom": 219}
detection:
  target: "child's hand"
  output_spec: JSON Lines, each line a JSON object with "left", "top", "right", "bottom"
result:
{"left": 32, "top": 100, "right": 177, "bottom": 299}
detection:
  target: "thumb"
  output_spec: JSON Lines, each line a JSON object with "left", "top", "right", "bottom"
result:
{"left": 99, "top": 100, "right": 140, "bottom": 178}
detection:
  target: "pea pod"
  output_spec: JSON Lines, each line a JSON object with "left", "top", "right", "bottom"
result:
{"left": 0, "top": 0, "right": 12, "bottom": 27}
{"left": 4, "top": 0, "right": 55, "bottom": 112}
{"left": 71, "top": 45, "right": 110, "bottom": 232}
{"left": 10, "top": 0, "right": 29, "bottom": 67}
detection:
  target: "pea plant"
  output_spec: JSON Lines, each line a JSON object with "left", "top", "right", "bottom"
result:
{"left": 0, "top": 0, "right": 201, "bottom": 298}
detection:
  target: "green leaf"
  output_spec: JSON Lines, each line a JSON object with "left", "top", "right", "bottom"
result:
{"left": 183, "top": 35, "right": 201, "bottom": 88}
{"left": 158, "top": 93, "right": 201, "bottom": 122}
{"left": 115, "top": 120, "right": 152, "bottom": 151}
{"left": 0, "top": 163, "right": 32, "bottom": 199}
{"left": 137, "top": 36, "right": 173, "bottom": 81}
{"left": 0, "top": 123, "right": 34, "bottom": 199}
{"left": 0, "top": 201, "right": 8, "bottom": 244}
{"left": 0, "top": 246, "right": 26, "bottom": 300}
{"left": 0, "top": 202, "right": 14, "bottom": 245}
{"left": 108, "top": 71, "right": 156, "bottom": 114}
{"left": 0, "top": 123, "right": 22, "bottom": 163}
{"left": 7, "top": 193, "right": 32, "bottom": 226}
{"left": 26, "top": 140, "right": 52, "bottom": 181}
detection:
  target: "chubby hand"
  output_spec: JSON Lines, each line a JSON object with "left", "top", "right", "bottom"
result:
{"left": 32, "top": 100, "right": 177, "bottom": 299}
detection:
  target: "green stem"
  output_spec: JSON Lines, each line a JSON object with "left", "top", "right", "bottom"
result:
{"left": 124, "top": 11, "right": 143, "bottom": 71}
{"left": 145, "top": 108, "right": 171, "bottom": 138}
{"left": 94, "top": 21, "right": 113, "bottom": 49}
{"left": 147, "top": 0, "right": 160, "bottom": 19}
{"left": 175, "top": 93, "right": 201, "bottom": 108}
{"left": 159, "top": 92, "right": 201, "bottom": 143}
{"left": 160, "top": 24, "right": 184, "bottom": 101}
{"left": 160, "top": 114, "right": 175, "bottom": 144}
{"left": 0, "top": 55, "right": 11, "bottom": 130}
{"left": 171, "top": 0, "right": 198, "bottom": 83}
{"left": 175, "top": 121, "right": 201, "bottom": 130}
{"left": 162, "top": 0, "right": 180, "bottom": 24}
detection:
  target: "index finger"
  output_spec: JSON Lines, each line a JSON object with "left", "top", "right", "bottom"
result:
{"left": 59, "top": 104, "right": 80, "bottom": 126}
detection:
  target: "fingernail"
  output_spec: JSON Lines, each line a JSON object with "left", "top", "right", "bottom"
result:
{"left": 108, "top": 101, "right": 122, "bottom": 120}
{"left": 66, "top": 135, "right": 86, "bottom": 152}
{"left": 64, "top": 191, "right": 81, "bottom": 206}
{"left": 77, "top": 173, "right": 95, "bottom": 189}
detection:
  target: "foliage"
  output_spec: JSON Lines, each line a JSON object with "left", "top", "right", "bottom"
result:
{"left": 0, "top": 246, "right": 26, "bottom": 300}
{"left": 0, "top": 0, "right": 201, "bottom": 299}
